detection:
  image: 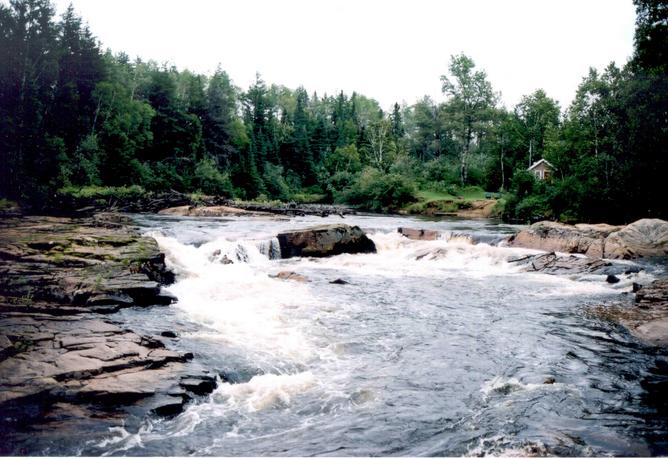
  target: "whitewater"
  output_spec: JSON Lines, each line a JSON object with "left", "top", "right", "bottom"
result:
{"left": 84, "top": 213, "right": 667, "bottom": 456}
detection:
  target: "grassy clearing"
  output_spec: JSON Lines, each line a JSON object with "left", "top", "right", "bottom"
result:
{"left": 416, "top": 186, "right": 489, "bottom": 202}
{"left": 406, "top": 186, "right": 504, "bottom": 216}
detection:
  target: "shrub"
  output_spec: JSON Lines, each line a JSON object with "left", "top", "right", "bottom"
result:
{"left": 262, "top": 163, "right": 292, "bottom": 201}
{"left": 68, "top": 134, "right": 102, "bottom": 186}
{"left": 326, "top": 171, "right": 357, "bottom": 202}
{"left": 140, "top": 161, "right": 185, "bottom": 192}
{"left": 58, "top": 185, "right": 146, "bottom": 200}
{"left": 422, "top": 157, "right": 460, "bottom": 185}
{"left": 193, "top": 158, "right": 233, "bottom": 196}
{"left": 324, "top": 144, "right": 362, "bottom": 175}
{"left": 341, "top": 167, "right": 417, "bottom": 211}
{"left": 514, "top": 194, "right": 551, "bottom": 222}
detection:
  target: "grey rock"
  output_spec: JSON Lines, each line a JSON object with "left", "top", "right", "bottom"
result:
{"left": 397, "top": 227, "right": 440, "bottom": 241}
{"left": 509, "top": 218, "right": 668, "bottom": 260}
{"left": 179, "top": 376, "right": 217, "bottom": 396}
{"left": 508, "top": 252, "right": 612, "bottom": 275}
{"left": 604, "top": 218, "right": 668, "bottom": 259}
{"left": 277, "top": 224, "right": 376, "bottom": 258}
{"left": 330, "top": 278, "right": 350, "bottom": 285}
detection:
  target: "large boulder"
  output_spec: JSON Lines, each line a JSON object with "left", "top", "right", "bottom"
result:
{"left": 508, "top": 218, "right": 668, "bottom": 259}
{"left": 508, "top": 221, "right": 621, "bottom": 257}
{"left": 277, "top": 224, "right": 376, "bottom": 258}
{"left": 603, "top": 219, "right": 668, "bottom": 259}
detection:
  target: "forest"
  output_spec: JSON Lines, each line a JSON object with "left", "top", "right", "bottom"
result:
{"left": 0, "top": 0, "right": 666, "bottom": 223}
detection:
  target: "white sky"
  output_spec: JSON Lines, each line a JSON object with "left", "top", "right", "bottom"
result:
{"left": 52, "top": 0, "right": 636, "bottom": 111}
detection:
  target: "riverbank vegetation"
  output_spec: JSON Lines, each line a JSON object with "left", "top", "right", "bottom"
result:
{"left": 1, "top": 0, "right": 666, "bottom": 223}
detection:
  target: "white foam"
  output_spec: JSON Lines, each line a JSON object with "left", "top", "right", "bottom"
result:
{"left": 480, "top": 376, "right": 544, "bottom": 397}
{"left": 151, "top": 233, "right": 321, "bottom": 362}
{"left": 93, "top": 422, "right": 154, "bottom": 456}
{"left": 297, "top": 231, "right": 534, "bottom": 279}
{"left": 212, "top": 371, "right": 317, "bottom": 412}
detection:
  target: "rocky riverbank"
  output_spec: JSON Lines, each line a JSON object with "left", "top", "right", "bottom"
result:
{"left": 507, "top": 218, "right": 668, "bottom": 259}
{"left": 0, "top": 213, "right": 217, "bottom": 454}
{"left": 47, "top": 189, "right": 357, "bottom": 218}
{"left": 397, "top": 223, "right": 668, "bottom": 347}
{"left": 503, "top": 218, "right": 668, "bottom": 345}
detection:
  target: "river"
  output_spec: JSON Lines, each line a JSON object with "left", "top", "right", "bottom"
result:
{"left": 84, "top": 214, "right": 667, "bottom": 456}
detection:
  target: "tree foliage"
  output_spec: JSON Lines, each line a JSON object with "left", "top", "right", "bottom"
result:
{"left": 0, "top": 0, "right": 665, "bottom": 222}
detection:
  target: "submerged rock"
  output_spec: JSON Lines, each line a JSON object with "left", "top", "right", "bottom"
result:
{"left": 509, "top": 218, "right": 668, "bottom": 260}
{"left": 270, "top": 271, "right": 310, "bottom": 283}
{"left": 397, "top": 227, "right": 440, "bottom": 241}
{"left": 507, "top": 252, "right": 613, "bottom": 275}
{"left": 179, "top": 375, "right": 217, "bottom": 396}
{"left": 606, "top": 274, "right": 621, "bottom": 284}
{"left": 589, "top": 277, "right": 668, "bottom": 346}
{"left": 276, "top": 224, "right": 376, "bottom": 258}
{"left": 330, "top": 278, "right": 350, "bottom": 285}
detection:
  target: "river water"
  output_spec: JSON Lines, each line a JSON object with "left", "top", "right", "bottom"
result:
{"left": 86, "top": 214, "right": 667, "bottom": 456}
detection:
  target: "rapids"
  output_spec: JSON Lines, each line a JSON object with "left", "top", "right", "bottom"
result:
{"left": 85, "top": 214, "right": 667, "bottom": 456}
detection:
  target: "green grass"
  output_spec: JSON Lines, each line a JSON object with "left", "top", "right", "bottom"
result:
{"left": 416, "top": 186, "right": 487, "bottom": 203}
{"left": 416, "top": 190, "right": 456, "bottom": 201}
{"left": 405, "top": 186, "right": 501, "bottom": 215}
{"left": 58, "top": 185, "right": 146, "bottom": 200}
{"left": 290, "top": 192, "right": 327, "bottom": 204}
{"left": 0, "top": 198, "right": 19, "bottom": 210}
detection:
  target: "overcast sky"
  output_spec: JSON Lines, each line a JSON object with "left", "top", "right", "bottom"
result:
{"left": 52, "top": 0, "right": 636, "bottom": 111}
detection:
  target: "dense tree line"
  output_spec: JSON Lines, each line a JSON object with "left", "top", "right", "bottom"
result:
{"left": 1, "top": 0, "right": 666, "bottom": 223}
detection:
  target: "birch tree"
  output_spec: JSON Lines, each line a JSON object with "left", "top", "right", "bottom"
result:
{"left": 440, "top": 54, "right": 498, "bottom": 185}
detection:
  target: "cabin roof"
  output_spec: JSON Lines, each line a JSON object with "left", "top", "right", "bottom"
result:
{"left": 528, "top": 158, "right": 555, "bottom": 171}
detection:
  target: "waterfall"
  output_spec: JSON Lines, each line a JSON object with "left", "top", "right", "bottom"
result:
{"left": 255, "top": 237, "right": 282, "bottom": 260}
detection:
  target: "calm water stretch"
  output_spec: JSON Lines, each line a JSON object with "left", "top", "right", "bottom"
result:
{"left": 80, "top": 214, "right": 666, "bottom": 456}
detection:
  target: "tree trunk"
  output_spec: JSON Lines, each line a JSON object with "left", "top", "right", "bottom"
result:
{"left": 461, "top": 125, "right": 472, "bottom": 185}
{"left": 528, "top": 138, "right": 533, "bottom": 166}
{"left": 500, "top": 138, "right": 505, "bottom": 191}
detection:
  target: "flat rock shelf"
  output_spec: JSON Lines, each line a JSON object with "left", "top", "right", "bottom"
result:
{"left": 0, "top": 213, "right": 218, "bottom": 455}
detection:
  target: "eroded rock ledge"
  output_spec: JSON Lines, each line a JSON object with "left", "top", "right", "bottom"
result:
{"left": 590, "top": 278, "right": 668, "bottom": 346}
{"left": 508, "top": 218, "right": 668, "bottom": 259}
{"left": 0, "top": 213, "right": 216, "bottom": 454}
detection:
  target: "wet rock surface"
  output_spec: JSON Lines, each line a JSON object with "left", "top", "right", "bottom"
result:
{"left": 590, "top": 277, "right": 668, "bottom": 346}
{"left": 277, "top": 224, "right": 376, "bottom": 258}
{"left": 508, "top": 221, "right": 622, "bottom": 258}
{"left": 397, "top": 227, "right": 441, "bottom": 241}
{"left": 604, "top": 219, "right": 668, "bottom": 259}
{"left": 0, "top": 214, "right": 217, "bottom": 454}
{"left": 508, "top": 218, "right": 668, "bottom": 260}
{"left": 507, "top": 252, "right": 622, "bottom": 275}
{"left": 270, "top": 271, "right": 310, "bottom": 282}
